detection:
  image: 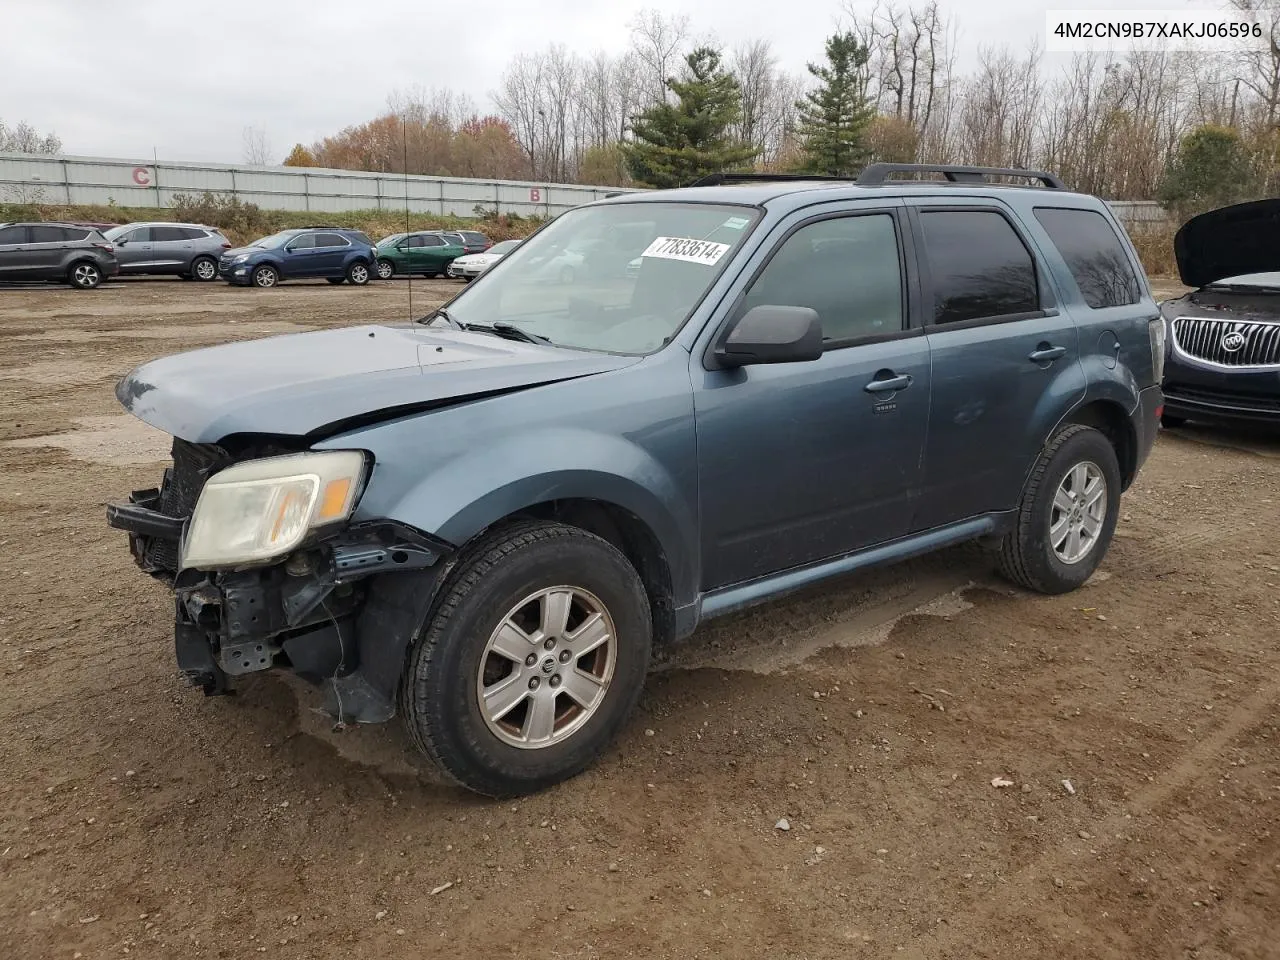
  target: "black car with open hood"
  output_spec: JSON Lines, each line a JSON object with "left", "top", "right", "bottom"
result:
{"left": 1159, "top": 200, "right": 1280, "bottom": 427}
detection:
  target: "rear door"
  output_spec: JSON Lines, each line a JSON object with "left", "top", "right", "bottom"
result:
{"left": 417, "top": 234, "right": 450, "bottom": 274}
{"left": 26, "top": 225, "right": 74, "bottom": 277}
{"left": 115, "top": 226, "right": 154, "bottom": 272}
{"left": 312, "top": 232, "right": 351, "bottom": 275}
{"left": 150, "top": 225, "right": 194, "bottom": 271}
{"left": 906, "top": 199, "right": 1084, "bottom": 530}
{"left": 0, "top": 225, "right": 31, "bottom": 279}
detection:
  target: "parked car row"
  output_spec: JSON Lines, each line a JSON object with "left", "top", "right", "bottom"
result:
{"left": 0, "top": 222, "right": 509, "bottom": 289}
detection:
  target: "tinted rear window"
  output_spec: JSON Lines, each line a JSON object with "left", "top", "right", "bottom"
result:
{"left": 350, "top": 232, "right": 373, "bottom": 246}
{"left": 315, "top": 232, "right": 348, "bottom": 247}
{"left": 919, "top": 210, "right": 1040, "bottom": 324}
{"left": 1033, "top": 207, "right": 1141, "bottom": 309}
{"left": 461, "top": 232, "right": 487, "bottom": 243}
{"left": 30, "top": 225, "right": 71, "bottom": 243}
{"left": 152, "top": 226, "right": 189, "bottom": 242}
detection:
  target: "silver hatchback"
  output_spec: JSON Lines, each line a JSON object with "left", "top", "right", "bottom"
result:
{"left": 103, "top": 222, "right": 232, "bottom": 280}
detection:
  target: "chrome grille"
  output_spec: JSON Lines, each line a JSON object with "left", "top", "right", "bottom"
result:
{"left": 1171, "top": 316, "right": 1280, "bottom": 367}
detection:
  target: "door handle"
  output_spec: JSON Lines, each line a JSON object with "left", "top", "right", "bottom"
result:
{"left": 1029, "top": 344, "right": 1067, "bottom": 363}
{"left": 864, "top": 372, "right": 913, "bottom": 394}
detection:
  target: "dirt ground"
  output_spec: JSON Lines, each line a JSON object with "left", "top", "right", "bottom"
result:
{"left": 1, "top": 276, "right": 1278, "bottom": 960}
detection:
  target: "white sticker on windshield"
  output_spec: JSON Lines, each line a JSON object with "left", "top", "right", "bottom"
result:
{"left": 722, "top": 216, "right": 750, "bottom": 230}
{"left": 641, "top": 236, "right": 732, "bottom": 266}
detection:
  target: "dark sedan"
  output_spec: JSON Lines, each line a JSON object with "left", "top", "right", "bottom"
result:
{"left": 1159, "top": 199, "right": 1280, "bottom": 428}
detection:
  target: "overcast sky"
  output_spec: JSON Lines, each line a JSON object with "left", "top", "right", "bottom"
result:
{"left": 0, "top": 0, "right": 1220, "bottom": 164}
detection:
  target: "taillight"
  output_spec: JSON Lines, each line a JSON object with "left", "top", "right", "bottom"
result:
{"left": 1148, "top": 316, "right": 1166, "bottom": 383}
{"left": 93, "top": 242, "right": 114, "bottom": 253}
{"left": 221, "top": 242, "right": 232, "bottom": 249}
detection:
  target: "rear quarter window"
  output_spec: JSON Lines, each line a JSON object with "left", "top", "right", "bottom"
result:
{"left": 1033, "top": 206, "right": 1142, "bottom": 309}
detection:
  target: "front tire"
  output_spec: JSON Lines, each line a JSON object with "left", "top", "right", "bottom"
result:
{"left": 68, "top": 260, "right": 103, "bottom": 289}
{"left": 998, "top": 424, "right": 1121, "bottom": 595}
{"left": 376, "top": 258, "right": 395, "bottom": 280}
{"left": 251, "top": 264, "right": 278, "bottom": 288}
{"left": 402, "top": 522, "right": 652, "bottom": 797}
{"left": 346, "top": 261, "right": 371, "bottom": 285}
{"left": 191, "top": 256, "right": 218, "bottom": 281}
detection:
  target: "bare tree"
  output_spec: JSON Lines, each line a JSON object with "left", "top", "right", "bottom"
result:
{"left": 242, "top": 124, "right": 273, "bottom": 165}
{"left": 1231, "top": 0, "right": 1280, "bottom": 129}
{"left": 494, "top": 52, "right": 547, "bottom": 177}
{"left": 629, "top": 9, "right": 691, "bottom": 104}
{"left": 0, "top": 119, "right": 61, "bottom": 155}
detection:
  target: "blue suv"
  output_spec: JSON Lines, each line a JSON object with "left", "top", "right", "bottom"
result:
{"left": 219, "top": 227, "right": 377, "bottom": 287}
{"left": 108, "top": 164, "right": 1163, "bottom": 797}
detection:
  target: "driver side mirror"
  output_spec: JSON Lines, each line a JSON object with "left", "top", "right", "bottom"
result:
{"left": 116, "top": 239, "right": 128, "bottom": 246}
{"left": 713, "top": 305, "right": 824, "bottom": 368}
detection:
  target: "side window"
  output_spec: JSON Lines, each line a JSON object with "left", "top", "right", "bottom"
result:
{"left": 1033, "top": 207, "right": 1141, "bottom": 309}
{"left": 152, "top": 226, "right": 187, "bottom": 242}
{"left": 405, "top": 235, "right": 425, "bottom": 248}
{"left": 742, "top": 214, "right": 905, "bottom": 342}
{"left": 423, "top": 235, "right": 444, "bottom": 247}
{"left": 0, "top": 225, "right": 29, "bottom": 244}
{"left": 315, "top": 232, "right": 348, "bottom": 247}
{"left": 183, "top": 227, "right": 209, "bottom": 241}
{"left": 64, "top": 229, "right": 91, "bottom": 241}
{"left": 919, "top": 210, "right": 1040, "bottom": 325}
{"left": 287, "top": 233, "right": 315, "bottom": 250}
{"left": 29, "top": 225, "right": 69, "bottom": 243}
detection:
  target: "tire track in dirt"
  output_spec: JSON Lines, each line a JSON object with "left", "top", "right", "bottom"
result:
{"left": 897, "top": 670, "right": 1280, "bottom": 960}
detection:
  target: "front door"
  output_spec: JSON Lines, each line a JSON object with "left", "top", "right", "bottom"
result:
{"left": 282, "top": 233, "right": 320, "bottom": 277}
{"left": 906, "top": 201, "right": 1085, "bottom": 530}
{"left": 693, "top": 205, "right": 932, "bottom": 590}
{"left": 115, "top": 226, "right": 154, "bottom": 272}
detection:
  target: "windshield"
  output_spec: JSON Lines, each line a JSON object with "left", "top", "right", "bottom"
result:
{"left": 489, "top": 239, "right": 520, "bottom": 254}
{"left": 427, "top": 202, "right": 759, "bottom": 354}
{"left": 250, "top": 232, "right": 292, "bottom": 249}
{"left": 102, "top": 225, "right": 129, "bottom": 241}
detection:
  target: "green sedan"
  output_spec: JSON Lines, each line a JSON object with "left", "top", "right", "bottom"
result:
{"left": 374, "top": 232, "right": 465, "bottom": 279}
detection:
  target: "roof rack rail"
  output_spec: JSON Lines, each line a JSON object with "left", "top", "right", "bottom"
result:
{"left": 687, "top": 172, "right": 852, "bottom": 187}
{"left": 856, "top": 163, "right": 1066, "bottom": 189}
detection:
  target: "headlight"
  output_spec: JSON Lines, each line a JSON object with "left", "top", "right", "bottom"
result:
{"left": 181, "top": 451, "right": 366, "bottom": 569}
{"left": 232, "top": 254, "right": 250, "bottom": 264}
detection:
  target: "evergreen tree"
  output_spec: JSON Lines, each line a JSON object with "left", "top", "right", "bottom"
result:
{"left": 622, "top": 47, "right": 759, "bottom": 188}
{"left": 1157, "top": 125, "right": 1260, "bottom": 220}
{"left": 794, "top": 33, "right": 876, "bottom": 177}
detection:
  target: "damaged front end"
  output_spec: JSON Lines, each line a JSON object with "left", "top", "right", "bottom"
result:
{"left": 107, "top": 438, "right": 451, "bottom": 723}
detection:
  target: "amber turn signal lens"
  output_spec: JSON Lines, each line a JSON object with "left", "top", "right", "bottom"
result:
{"left": 317, "top": 477, "right": 352, "bottom": 521}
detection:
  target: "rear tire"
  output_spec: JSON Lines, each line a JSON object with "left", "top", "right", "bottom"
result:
{"left": 191, "top": 256, "right": 218, "bottom": 281}
{"left": 401, "top": 521, "right": 652, "bottom": 797}
{"left": 997, "top": 424, "right": 1121, "bottom": 595}
{"left": 346, "top": 261, "right": 371, "bottom": 285}
{"left": 68, "top": 260, "right": 103, "bottom": 289}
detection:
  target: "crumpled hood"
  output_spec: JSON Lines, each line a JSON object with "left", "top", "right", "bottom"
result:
{"left": 1174, "top": 199, "right": 1280, "bottom": 288}
{"left": 222, "top": 245, "right": 264, "bottom": 259}
{"left": 117, "top": 323, "right": 639, "bottom": 443}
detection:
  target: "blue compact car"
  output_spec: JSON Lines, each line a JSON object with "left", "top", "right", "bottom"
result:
{"left": 110, "top": 164, "right": 1164, "bottom": 797}
{"left": 218, "top": 227, "right": 377, "bottom": 287}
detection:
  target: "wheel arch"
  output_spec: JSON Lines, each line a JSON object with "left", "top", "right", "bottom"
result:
{"left": 1062, "top": 397, "right": 1138, "bottom": 490}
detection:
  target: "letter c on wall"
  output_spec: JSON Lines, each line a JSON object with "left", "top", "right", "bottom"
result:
{"left": 132, "top": 166, "right": 151, "bottom": 186}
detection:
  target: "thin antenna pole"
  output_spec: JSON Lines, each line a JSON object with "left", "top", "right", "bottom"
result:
{"left": 403, "top": 117, "right": 412, "bottom": 321}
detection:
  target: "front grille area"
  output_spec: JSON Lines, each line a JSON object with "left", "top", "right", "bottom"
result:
{"left": 1171, "top": 316, "right": 1280, "bottom": 367}
{"left": 149, "top": 439, "right": 228, "bottom": 571}
{"left": 1163, "top": 383, "right": 1280, "bottom": 412}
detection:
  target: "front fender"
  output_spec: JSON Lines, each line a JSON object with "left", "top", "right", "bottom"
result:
{"left": 351, "top": 427, "right": 700, "bottom": 608}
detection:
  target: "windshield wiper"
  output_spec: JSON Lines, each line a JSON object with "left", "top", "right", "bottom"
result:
{"left": 419, "top": 307, "right": 464, "bottom": 330}
{"left": 488, "top": 321, "right": 554, "bottom": 346}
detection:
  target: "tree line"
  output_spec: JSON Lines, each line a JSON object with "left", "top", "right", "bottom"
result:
{"left": 8, "top": 1, "right": 1280, "bottom": 221}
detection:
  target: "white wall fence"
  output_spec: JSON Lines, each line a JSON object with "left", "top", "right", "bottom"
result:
{"left": 0, "top": 152, "right": 639, "bottom": 217}
{"left": 0, "top": 151, "right": 1169, "bottom": 225}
